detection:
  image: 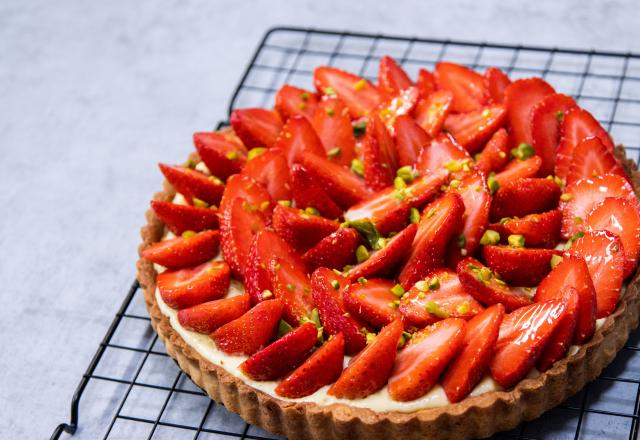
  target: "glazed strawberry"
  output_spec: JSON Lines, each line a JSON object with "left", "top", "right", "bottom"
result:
{"left": 443, "top": 104, "right": 507, "bottom": 153}
{"left": 494, "top": 156, "right": 542, "bottom": 188}
{"left": 490, "top": 178, "right": 561, "bottom": 222}
{"left": 212, "top": 299, "right": 284, "bottom": 355}
{"left": 456, "top": 257, "right": 532, "bottom": 311}
{"left": 441, "top": 304, "right": 504, "bottom": 402}
{"left": 158, "top": 261, "right": 231, "bottom": 309}
{"left": 303, "top": 227, "right": 360, "bottom": 271}
{"left": 273, "top": 204, "right": 340, "bottom": 252}
{"left": 488, "top": 209, "right": 562, "bottom": 248}
{"left": 560, "top": 174, "right": 638, "bottom": 239}
{"left": 273, "top": 115, "right": 326, "bottom": 167}
{"left": 241, "top": 148, "right": 291, "bottom": 201}
{"left": 434, "top": 62, "right": 488, "bottom": 113}
{"left": 568, "top": 230, "right": 625, "bottom": 318}
{"left": 535, "top": 255, "right": 597, "bottom": 344}
{"left": 314, "top": 66, "right": 382, "bottom": 118}
{"left": 312, "top": 97, "right": 356, "bottom": 167}
{"left": 269, "top": 251, "right": 315, "bottom": 325}
{"left": 230, "top": 108, "right": 283, "bottom": 149}
{"left": 276, "top": 334, "right": 345, "bottom": 398}
{"left": 240, "top": 322, "right": 318, "bottom": 381}
{"left": 399, "top": 269, "right": 484, "bottom": 327}
{"left": 193, "top": 132, "right": 247, "bottom": 181}
{"left": 482, "top": 246, "right": 562, "bottom": 287}
{"left": 177, "top": 294, "right": 251, "bottom": 334}
{"left": 555, "top": 108, "right": 616, "bottom": 181}
{"left": 275, "top": 84, "right": 318, "bottom": 120}
{"left": 398, "top": 193, "right": 465, "bottom": 288}
{"left": 150, "top": 200, "right": 219, "bottom": 235}
{"left": 378, "top": 55, "right": 413, "bottom": 96}
{"left": 289, "top": 164, "right": 343, "bottom": 220}
{"left": 416, "top": 68, "right": 436, "bottom": 98}
{"left": 566, "top": 136, "right": 626, "bottom": 186}
{"left": 416, "top": 133, "right": 471, "bottom": 175}
{"left": 343, "top": 278, "right": 402, "bottom": 328}
{"left": 219, "top": 174, "right": 272, "bottom": 216}
{"left": 362, "top": 114, "right": 399, "bottom": 190}
{"left": 346, "top": 223, "right": 418, "bottom": 282}
{"left": 142, "top": 230, "right": 220, "bottom": 269}
{"left": 504, "top": 78, "right": 555, "bottom": 146}
{"left": 394, "top": 114, "right": 431, "bottom": 166}
{"left": 311, "top": 268, "right": 367, "bottom": 355}
{"left": 530, "top": 93, "right": 577, "bottom": 176}
{"left": 413, "top": 90, "right": 454, "bottom": 137}
{"left": 474, "top": 128, "right": 511, "bottom": 175}
{"left": 329, "top": 319, "right": 404, "bottom": 399}
{"left": 536, "top": 287, "right": 579, "bottom": 372}
{"left": 388, "top": 318, "right": 466, "bottom": 401}
{"left": 484, "top": 67, "right": 511, "bottom": 104}
{"left": 159, "top": 164, "right": 224, "bottom": 206}
{"left": 376, "top": 86, "right": 420, "bottom": 135}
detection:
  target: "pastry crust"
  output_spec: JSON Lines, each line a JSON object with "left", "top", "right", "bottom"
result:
{"left": 137, "top": 145, "right": 640, "bottom": 440}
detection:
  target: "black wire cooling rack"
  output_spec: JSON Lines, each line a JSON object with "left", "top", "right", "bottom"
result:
{"left": 51, "top": 27, "right": 640, "bottom": 440}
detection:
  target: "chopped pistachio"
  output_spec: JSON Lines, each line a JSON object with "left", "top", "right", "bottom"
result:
{"left": 426, "top": 208, "right": 437, "bottom": 219}
{"left": 445, "top": 159, "right": 463, "bottom": 172}
{"left": 261, "top": 289, "right": 273, "bottom": 299}
{"left": 286, "top": 283, "right": 296, "bottom": 292}
{"left": 304, "top": 206, "right": 319, "bottom": 216}
{"left": 343, "top": 264, "right": 353, "bottom": 272}
{"left": 479, "top": 267, "right": 493, "bottom": 282}
{"left": 508, "top": 234, "right": 525, "bottom": 248}
{"left": 415, "top": 280, "right": 429, "bottom": 292}
{"left": 226, "top": 150, "right": 239, "bottom": 160}
{"left": 300, "top": 91, "right": 310, "bottom": 102}
{"left": 499, "top": 217, "right": 511, "bottom": 225}
{"left": 449, "top": 179, "right": 461, "bottom": 189}
{"left": 332, "top": 268, "right": 342, "bottom": 276}
{"left": 564, "top": 231, "right": 585, "bottom": 250}
{"left": 425, "top": 301, "right": 450, "bottom": 318}
{"left": 409, "top": 207, "right": 420, "bottom": 224}
{"left": 353, "top": 121, "right": 367, "bottom": 137}
{"left": 277, "top": 199, "right": 292, "bottom": 207}
{"left": 259, "top": 200, "right": 270, "bottom": 211}
{"left": 327, "top": 147, "right": 341, "bottom": 158}
{"left": 481, "top": 108, "right": 491, "bottom": 118}
{"left": 396, "top": 165, "right": 417, "bottom": 183}
{"left": 348, "top": 220, "right": 381, "bottom": 249}
{"left": 394, "top": 176, "right": 407, "bottom": 190}
{"left": 555, "top": 110, "right": 565, "bottom": 121}
{"left": 574, "top": 216, "right": 583, "bottom": 225}
{"left": 325, "top": 106, "right": 335, "bottom": 117}
{"left": 181, "top": 230, "right": 197, "bottom": 239}
{"left": 366, "top": 331, "right": 376, "bottom": 344}
{"left": 357, "top": 276, "right": 368, "bottom": 285}
{"left": 331, "top": 279, "right": 340, "bottom": 290}
{"left": 247, "top": 147, "right": 267, "bottom": 160}
{"left": 487, "top": 173, "right": 500, "bottom": 194}
{"left": 550, "top": 254, "right": 564, "bottom": 269}
{"left": 356, "top": 245, "right": 370, "bottom": 263}
{"left": 456, "top": 234, "right": 466, "bottom": 248}
{"left": 391, "top": 284, "right": 405, "bottom": 297}
{"left": 277, "top": 319, "right": 294, "bottom": 338}
{"left": 560, "top": 193, "right": 573, "bottom": 202}
{"left": 209, "top": 175, "right": 223, "bottom": 185}
{"left": 323, "top": 86, "right": 336, "bottom": 96}
{"left": 498, "top": 151, "right": 507, "bottom": 158}
{"left": 457, "top": 301, "right": 471, "bottom": 314}
{"left": 511, "top": 143, "right": 535, "bottom": 161}
{"left": 428, "top": 276, "right": 440, "bottom": 291}
{"left": 192, "top": 197, "right": 209, "bottom": 208}
{"left": 353, "top": 79, "right": 367, "bottom": 91}
{"left": 350, "top": 158, "right": 365, "bottom": 176}
{"left": 480, "top": 229, "right": 501, "bottom": 246}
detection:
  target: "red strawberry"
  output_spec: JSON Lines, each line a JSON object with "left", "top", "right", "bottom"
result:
{"left": 504, "top": 78, "right": 555, "bottom": 146}
{"left": 388, "top": 318, "right": 466, "bottom": 401}
{"left": 378, "top": 55, "right": 413, "bottom": 97}
{"left": 150, "top": 200, "right": 219, "bottom": 235}
{"left": 394, "top": 114, "right": 431, "bottom": 167}
{"left": 399, "top": 269, "right": 484, "bottom": 327}
{"left": 273, "top": 204, "right": 340, "bottom": 252}
{"left": 484, "top": 67, "right": 511, "bottom": 104}
{"left": 494, "top": 156, "right": 542, "bottom": 188}
{"left": 441, "top": 304, "right": 505, "bottom": 402}
{"left": 159, "top": 164, "right": 224, "bottom": 206}
{"left": 276, "top": 333, "right": 345, "bottom": 398}
{"left": 555, "top": 108, "right": 616, "bottom": 181}
{"left": 535, "top": 255, "right": 597, "bottom": 344}
{"left": 240, "top": 322, "right": 318, "bottom": 381}
{"left": 530, "top": 93, "right": 578, "bottom": 176}
{"left": 177, "top": 294, "right": 251, "bottom": 334}
{"left": 416, "top": 133, "right": 471, "bottom": 175}
{"left": 488, "top": 209, "right": 562, "bottom": 248}
{"left": 363, "top": 114, "right": 399, "bottom": 190}
{"left": 329, "top": 319, "right": 404, "bottom": 399}
{"left": 212, "top": 299, "right": 284, "bottom": 355}
{"left": 312, "top": 97, "right": 356, "bottom": 167}
{"left": 376, "top": 86, "right": 420, "bottom": 135}
{"left": 490, "top": 177, "right": 561, "bottom": 222}
{"left": 193, "top": 132, "right": 247, "bottom": 181}
{"left": 289, "top": 164, "right": 343, "bottom": 220}
{"left": 434, "top": 62, "right": 488, "bottom": 113}
{"left": 230, "top": 108, "right": 283, "bottom": 149}
{"left": 536, "top": 287, "right": 579, "bottom": 372}
{"left": 303, "top": 227, "right": 360, "bottom": 272}
{"left": 343, "top": 278, "right": 402, "bottom": 328}
{"left": 241, "top": 148, "right": 291, "bottom": 201}
{"left": 457, "top": 257, "right": 533, "bottom": 311}
{"left": 489, "top": 299, "right": 567, "bottom": 388}
{"left": 474, "top": 128, "right": 511, "bottom": 175}
{"left": 568, "top": 230, "right": 625, "bottom": 318}
{"left": 273, "top": 115, "right": 326, "bottom": 167}
{"left": 413, "top": 90, "right": 453, "bottom": 137}
{"left": 416, "top": 68, "right": 436, "bottom": 98}
{"left": 269, "top": 249, "right": 315, "bottom": 325}
{"left": 443, "top": 104, "right": 507, "bottom": 153}
{"left": 275, "top": 84, "right": 318, "bottom": 120}
{"left": 158, "top": 261, "right": 230, "bottom": 309}
{"left": 398, "top": 193, "right": 465, "bottom": 288}
{"left": 311, "top": 268, "right": 367, "bottom": 355}
{"left": 566, "top": 136, "right": 626, "bottom": 186}
{"left": 482, "top": 246, "right": 562, "bottom": 287}
{"left": 219, "top": 174, "right": 272, "bottom": 216}
{"left": 314, "top": 66, "right": 382, "bottom": 118}
{"left": 142, "top": 230, "right": 220, "bottom": 269}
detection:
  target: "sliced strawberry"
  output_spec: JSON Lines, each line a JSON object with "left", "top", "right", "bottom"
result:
{"left": 413, "top": 90, "right": 454, "bottom": 138}
{"left": 443, "top": 104, "right": 507, "bottom": 154}
{"left": 388, "top": 318, "right": 466, "bottom": 401}
{"left": 434, "top": 62, "right": 488, "bottom": 113}
{"left": 363, "top": 114, "right": 399, "bottom": 190}
{"left": 193, "top": 132, "right": 247, "bottom": 181}
{"left": 504, "top": 78, "right": 555, "bottom": 147}
{"left": 441, "top": 304, "right": 505, "bottom": 402}
{"left": 276, "top": 333, "right": 345, "bottom": 398}
{"left": 177, "top": 294, "right": 251, "bottom": 334}
{"left": 568, "top": 230, "right": 625, "bottom": 318}
{"left": 274, "top": 115, "right": 326, "bottom": 167}
{"left": 456, "top": 257, "right": 533, "bottom": 311}
{"left": 314, "top": 66, "right": 382, "bottom": 118}
{"left": 484, "top": 67, "right": 511, "bottom": 104}
{"left": 343, "top": 278, "right": 402, "bottom": 328}
{"left": 536, "top": 287, "right": 579, "bottom": 372}
{"left": 474, "top": 128, "right": 511, "bottom": 175}
{"left": 489, "top": 299, "right": 566, "bottom": 388}
{"left": 494, "top": 156, "right": 542, "bottom": 188}
{"left": 416, "top": 133, "right": 471, "bottom": 175}
{"left": 303, "top": 227, "right": 360, "bottom": 272}
{"left": 219, "top": 174, "right": 272, "bottom": 216}
{"left": 566, "top": 136, "right": 626, "bottom": 186}
{"left": 212, "top": 299, "right": 284, "bottom": 355}
{"left": 376, "top": 86, "right": 420, "bottom": 135}
{"left": 329, "top": 319, "right": 404, "bottom": 399}
{"left": 230, "top": 108, "right": 283, "bottom": 149}
{"left": 555, "top": 108, "right": 616, "bottom": 181}
{"left": 416, "top": 68, "right": 436, "bottom": 98}
{"left": 150, "top": 200, "right": 219, "bottom": 235}
{"left": 490, "top": 177, "right": 561, "bottom": 222}
{"left": 311, "top": 268, "right": 367, "bottom": 355}
{"left": 241, "top": 148, "right": 291, "bottom": 201}
{"left": 142, "top": 230, "right": 220, "bottom": 269}
{"left": 488, "top": 209, "right": 562, "bottom": 248}
{"left": 275, "top": 84, "right": 318, "bottom": 120}
{"left": 312, "top": 97, "right": 356, "bottom": 167}
{"left": 269, "top": 249, "right": 315, "bottom": 325}
{"left": 158, "top": 261, "right": 230, "bottom": 309}
{"left": 399, "top": 269, "right": 484, "bottom": 327}
{"left": 379, "top": 56, "right": 413, "bottom": 96}
{"left": 159, "top": 164, "right": 224, "bottom": 206}
{"left": 240, "top": 322, "right": 317, "bottom": 381}
{"left": 482, "top": 245, "right": 562, "bottom": 287}
{"left": 394, "top": 114, "right": 431, "bottom": 167}
{"left": 289, "top": 164, "right": 343, "bottom": 220}
{"left": 273, "top": 204, "right": 340, "bottom": 253}
{"left": 530, "top": 93, "right": 578, "bottom": 176}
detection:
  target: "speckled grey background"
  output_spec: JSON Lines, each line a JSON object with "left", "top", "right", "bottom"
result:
{"left": 2, "top": 0, "right": 639, "bottom": 438}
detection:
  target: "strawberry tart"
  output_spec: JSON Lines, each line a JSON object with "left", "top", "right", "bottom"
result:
{"left": 138, "top": 57, "right": 640, "bottom": 439}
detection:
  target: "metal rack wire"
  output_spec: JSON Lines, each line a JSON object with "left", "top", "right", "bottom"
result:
{"left": 51, "top": 27, "right": 640, "bottom": 440}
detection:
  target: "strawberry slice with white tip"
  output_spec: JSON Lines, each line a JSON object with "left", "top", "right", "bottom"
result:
{"left": 177, "top": 294, "right": 251, "bottom": 334}
{"left": 230, "top": 108, "right": 283, "bottom": 149}
{"left": 150, "top": 200, "right": 219, "bottom": 236}
{"left": 193, "top": 132, "right": 247, "bottom": 181}
{"left": 416, "top": 133, "right": 471, "bottom": 175}
{"left": 378, "top": 55, "right": 413, "bottom": 97}
{"left": 311, "top": 97, "right": 356, "bottom": 167}
{"left": 413, "top": 90, "right": 454, "bottom": 137}
{"left": 435, "top": 62, "right": 488, "bottom": 113}
{"left": 159, "top": 164, "right": 225, "bottom": 206}
{"left": 343, "top": 278, "right": 402, "bottom": 328}
{"left": 142, "top": 230, "right": 220, "bottom": 270}
{"left": 566, "top": 136, "right": 626, "bottom": 186}
{"left": 376, "top": 86, "right": 420, "bottom": 135}
{"left": 314, "top": 66, "right": 382, "bottom": 118}
{"left": 443, "top": 104, "right": 507, "bottom": 153}
{"left": 158, "top": 261, "right": 231, "bottom": 310}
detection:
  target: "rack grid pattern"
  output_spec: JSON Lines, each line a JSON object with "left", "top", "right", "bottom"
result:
{"left": 52, "top": 27, "right": 640, "bottom": 440}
